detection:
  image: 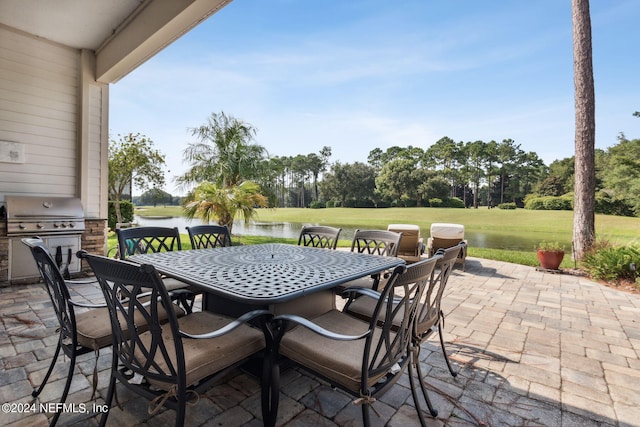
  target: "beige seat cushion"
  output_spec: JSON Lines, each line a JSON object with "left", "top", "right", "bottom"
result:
{"left": 270, "top": 290, "right": 336, "bottom": 318}
{"left": 279, "top": 310, "right": 393, "bottom": 393}
{"left": 141, "top": 311, "right": 265, "bottom": 391}
{"left": 337, "top": 273, "right": 389, "bottom": 293}
{"left": 345, "top": 298, "right": 437, "bottom": 338}
{"left": 75, "top": 300, "right": 185, "bottom": 349}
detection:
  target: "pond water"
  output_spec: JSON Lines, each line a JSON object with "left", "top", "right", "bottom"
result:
{"left": 134, "top": 215, "right": 559, "bottom": 252}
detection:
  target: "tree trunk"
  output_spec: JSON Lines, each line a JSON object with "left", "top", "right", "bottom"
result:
{"left": 572, "top": 0, "right": 596, "bottom": 261}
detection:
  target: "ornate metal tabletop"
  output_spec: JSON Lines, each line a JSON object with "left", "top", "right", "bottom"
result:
{"left": 129, "top": 243, "right": 404, "bottom": 304}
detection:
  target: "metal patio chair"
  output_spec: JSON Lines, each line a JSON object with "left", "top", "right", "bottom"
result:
{"left": 116, "top": 226, "right": 197, "bottom": 312}
{"left": 78, "top": 252, "right": 273, "bottom": 427}
{"left": 21, "top": 237, "right": 184, "bottom": 427}
{"left": 186, "top": 224, "right": 232, "bottom": 249}
{"left": 343, "top": 244, "right": 463, "bottom": 421}
{"left": 265, "top": 255, "right": 439, "bottom": 427}
{"left": 337, "top": 229, "right": 403, "bottom": 291}
{"left": 297, "top": 225, "right": 342, "bottom": 249}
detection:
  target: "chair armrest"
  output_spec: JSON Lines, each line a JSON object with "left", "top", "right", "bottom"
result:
{"left": 65, "top": 277, "right": 98, "bottom": 285}
{"left": 274, "top": 313, "right": 370, "bottom": 341}
{"left": 68, "top": 300, "right": 107, "bottom": 309}
{"left": 180, "top": 309, "right": 273, "bottom": 339}
{"left": 340, "top": 286, "right": 382, "bottom": 300}
{"left": 341, "top": 287, "right": 405, "bottom": 307}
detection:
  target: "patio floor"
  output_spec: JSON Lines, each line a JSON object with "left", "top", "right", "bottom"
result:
{"left": 1, "top": 256, "right": 640, "bottom": 426}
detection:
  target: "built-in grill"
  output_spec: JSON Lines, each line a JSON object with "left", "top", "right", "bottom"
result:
{"left": 5, "top": 195, "right": 85, "bottom": 282}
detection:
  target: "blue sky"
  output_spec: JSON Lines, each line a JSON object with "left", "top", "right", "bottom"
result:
{"left": 110, "top": 0, "right": 640, "bottom": 196}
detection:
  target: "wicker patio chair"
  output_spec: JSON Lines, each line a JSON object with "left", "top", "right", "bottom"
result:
{"left": 427, "top": 223, "right": 467, "bottom": 271}
{"left": 387, "top": 223, "right": 425, "bottom": 263}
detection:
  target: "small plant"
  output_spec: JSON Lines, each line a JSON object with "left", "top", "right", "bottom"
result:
{"left": 536, "top": 241, "right": 565, "bottom": 252}
{"left": 582, "top": 244, "right": 640, "bottom": 285}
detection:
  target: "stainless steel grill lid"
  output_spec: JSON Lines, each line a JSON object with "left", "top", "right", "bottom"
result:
{"left": 5, "top": 195, "right": 85, "bottom": 235}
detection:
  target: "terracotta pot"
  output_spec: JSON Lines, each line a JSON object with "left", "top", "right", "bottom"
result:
{"left": 536, "top": 250, "right": 565, "bottom": 270}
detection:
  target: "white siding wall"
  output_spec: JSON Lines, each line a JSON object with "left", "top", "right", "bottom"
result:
{"left": 0, "top": 26, "right": 79, "bottom": 198}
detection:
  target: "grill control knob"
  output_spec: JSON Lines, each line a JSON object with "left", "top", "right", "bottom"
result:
{"left": 37, "top": 223, "right": 44, "bottom": 229}
{"left": 19, "top": 223, "right": 26, "bottom": 229}
{"left": 68, "top": 222, "right": 75, "bottom": 228}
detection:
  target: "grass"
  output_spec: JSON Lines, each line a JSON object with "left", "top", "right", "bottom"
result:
{"left": 127, "top": 206, "right": 640, "bottom": 268}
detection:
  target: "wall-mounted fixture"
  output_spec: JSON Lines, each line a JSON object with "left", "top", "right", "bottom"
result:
{"left": 0, "top": 141, "right": 25, "bottom": 163}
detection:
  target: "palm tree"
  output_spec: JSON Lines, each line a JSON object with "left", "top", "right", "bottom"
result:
{"left": 176, "top": 111, "right": 267, "bottom": 189}
{"left": 177, "top": 111, "right": 270, "bottom": 227}
{"left": 572, "top": 0, "right": 596, "bottom": 261}
{"left": 183, "top": 181, "right": 268, "bottom": 234}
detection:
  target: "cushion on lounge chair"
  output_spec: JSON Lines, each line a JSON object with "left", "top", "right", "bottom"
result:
{"left": 387, "top": 224, "right": 424, "bottom": 262}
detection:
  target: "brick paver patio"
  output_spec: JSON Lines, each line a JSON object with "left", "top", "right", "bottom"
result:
{"left": 1, "top": 256, "right": 639, "bottom": 426}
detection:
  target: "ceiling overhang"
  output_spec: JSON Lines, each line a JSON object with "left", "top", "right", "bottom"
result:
{"left": 0, "top": 0, "right": 232, "bottom": 83}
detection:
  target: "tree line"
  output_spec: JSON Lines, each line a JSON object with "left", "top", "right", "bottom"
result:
{"left": 110, "top": 111, "right": 640, "bottom": 235}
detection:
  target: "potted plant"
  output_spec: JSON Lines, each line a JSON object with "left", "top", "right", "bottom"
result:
{"left": 536, "top": 242, "right": 566, "bottom": 270}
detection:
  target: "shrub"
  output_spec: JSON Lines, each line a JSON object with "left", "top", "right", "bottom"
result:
{"left": 108, "top": 200, "right": 134, "bottom": 230}
{"left": 524, "top": 197, "right": 545, "bottom": 210}
{"left": 595, "top": 191, "right": 635, "bottom": 216}
{"left": 309, "top": 201, "right": 325, "bottom": 209}
{"left": 543, "top": 197, "right": 572, "bottom": 211}
{"left": 525, "top": 196, "right": 572, "bottom": 211}
{"left": 443, "top": 197, "right": 465, "bottom": 208}
{"left": 582, "top": 244, "right": 640, "bottom": 284}
{"left": 497, "top": 202, "right": 517, "bottom": 210}
{"left": 428, "top": 198, "right": 443, "bottom": 207}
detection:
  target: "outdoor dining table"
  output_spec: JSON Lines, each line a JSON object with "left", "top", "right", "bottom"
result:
{"left": 128, "top": 243, "right": 405, "bottom": 317}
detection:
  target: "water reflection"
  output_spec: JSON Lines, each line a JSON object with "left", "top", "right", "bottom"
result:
{"left": 134, "top": 215, "right": 556, "bottom": 252}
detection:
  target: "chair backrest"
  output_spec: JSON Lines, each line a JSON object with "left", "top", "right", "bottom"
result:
{"left": 22, "top": 237, "right": 78, "bottom": 348}
{"left": 297, "top": 225, "right": 342, "bottom": 249}
{"left": 115, "top": 226, "right": 182, "bottom": 259}
{"left": 78, "top": 252, "right": 184, "bottom": 390}
{"left": 361, "top": 255, "right": 439, "bottom": 390}
{"left": 350, "top": 229, "right": 401, "bottom": 257}
{"left": 387, "top": 224, "right": 422, "bottom": 257}
{"left": 186, "top": 224, "right": 232, "bottom": 249}
{"left": 430, "top": 223, "right": 464, "bottom": 247}
{"left": 414, "top": 243, "right": 462, "bottom": 340}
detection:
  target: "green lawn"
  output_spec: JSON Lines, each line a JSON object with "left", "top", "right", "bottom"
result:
{"left": 127, "top": 206, "right": 640, "bottom": 268}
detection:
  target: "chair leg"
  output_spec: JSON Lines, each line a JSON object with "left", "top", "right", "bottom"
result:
{"left": 32, "top": 337, "right": 62, "bottom": 397}
{"left": 361, "top": 402, "right": 372, "bottom": 427}
{"left": 409, "top": 347, "right": 438, "bottom": 422}
{"left": 49, "top": 350, "right": 77, "bottom": 427}
{"left": 98, "top": 354, "right": 119, "bottom": 427}
{"left": 262, "top": 349, "right": 280, "bottom": 427}
{"left": 175, "top": 388, "right": 186, "bottom": 427}
{"left": 438, "top": 313, "right": 457, "bottom": 377}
